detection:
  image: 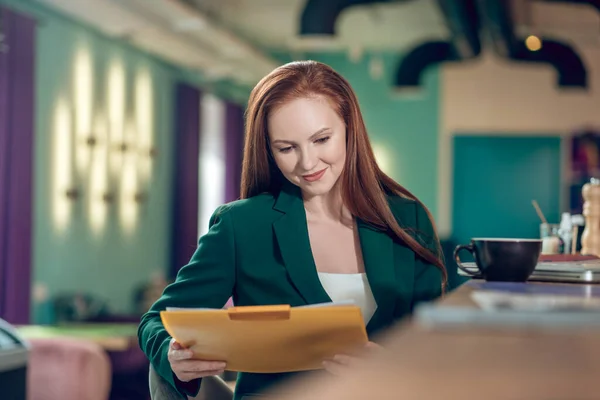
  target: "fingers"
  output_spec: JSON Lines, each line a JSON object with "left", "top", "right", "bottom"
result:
{"left": 364, "top": 341, "right": 384, "bottom": 356}
{"left": 170, "top": 338, "right": 183, "bottom": 350}
{"left": 171, "top": 360, "right": 227, "bottom": 382}
{"left": 323, "top": 345, "right": 383, "bottom": 377}
{"left": 174, "top": 363, "right": 226, "bottom": 382}
{"left": 177, "top": 369, "right": 225, "bottom": 382}
{"left": 168, "top": 338, "right": 195, "bottom": 362}
{"left": 331, "top": 354, "right": 353, "bottom": 365}
{"left": 169, "top": 349, "right": 193, "bottom": 361}
{"left": 176, "top": 360, "right": 227, "bottom": 372}
{"left": 365, "top": 341, "right": 382, "bottom": 349}
{"left": 323, "top": 354, "right": 356, "bottom": 376}
{"left": 168, "top": 347, "right": 193, "bottom": 362}
{"left": 167, "top": 338, "right": 227, "bottom": 383}
{"left": 322, "top": 360, "right": 347, "bottom": 376}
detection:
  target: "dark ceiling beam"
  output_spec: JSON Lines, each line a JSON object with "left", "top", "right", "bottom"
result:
{"left": 543, "top": 0, "right": 600, "bottom": 14}
{"left": 435, "top": 0, "right": 482, "bottom": 58}
{"left": 477, "top": 0, "right": 588, "bottom": 88}
{"left": 394, "top": 42, "right": 456, "bottom": 87}
{"left": 394, "top": 0, "right": 481, "bottom": 88}
{"left": 299, "top": 0, "right": 405, "bottom": 36}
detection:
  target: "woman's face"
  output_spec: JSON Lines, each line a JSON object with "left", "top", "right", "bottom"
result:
{"left": 268, "top": 96, "right": 347, "bottom": 199}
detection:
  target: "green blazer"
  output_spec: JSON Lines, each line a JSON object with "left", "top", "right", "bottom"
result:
{"left": 138, "top": 183, "right": 444, "bottom": 400}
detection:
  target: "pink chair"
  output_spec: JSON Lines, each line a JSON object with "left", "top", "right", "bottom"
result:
{"left": 27, "top": 337, "right": 112, "bottom": 400}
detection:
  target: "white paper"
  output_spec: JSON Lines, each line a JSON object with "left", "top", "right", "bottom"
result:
{"left": 471, "top": 291, "right": 600, "bottom": 312}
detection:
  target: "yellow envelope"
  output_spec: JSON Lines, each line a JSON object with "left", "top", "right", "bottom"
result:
{"left": 160, "top": 303, "right": 368, "bottom": 373}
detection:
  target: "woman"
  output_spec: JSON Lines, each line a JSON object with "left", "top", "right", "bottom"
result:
{"left": 138, "top": 60, "right": 447, "bottom": 400}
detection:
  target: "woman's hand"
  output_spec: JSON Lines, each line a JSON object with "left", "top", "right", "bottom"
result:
{"left": 168, "top": 338, "right": 227, "bottom": 382}
{"left": 323, "top": 341, "right": 382, "bottom": 376}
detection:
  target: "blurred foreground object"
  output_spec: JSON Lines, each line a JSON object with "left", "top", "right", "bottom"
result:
{"left": 270, "top": 282, "right": 600, "bottom": 400}
{"left": 582, "top": 178, "right": 600, "bottom": 256}
{"left": 27, "top": 337, "right": 111, "bottom": 400}
{"left": 149, "top": 364, "right": 233, "bottom": 400}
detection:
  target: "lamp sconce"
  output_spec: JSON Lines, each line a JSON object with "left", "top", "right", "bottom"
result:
{"left": 65, "top": 187, "right": 81, "bottom": 201}
{"left": 102, "top": 192, "right": 115, "bottom": 204}
{"left": 134, "top": 192, "right": 148, "bottom": 204}
{"left": 85, "top": 135, "right": 98, "bottom": 147}
{"left": 118, "top": 142, "right": 129, "bottom": 153}
{"left": 137, "top": 145, "right": 158, "bottom": 159}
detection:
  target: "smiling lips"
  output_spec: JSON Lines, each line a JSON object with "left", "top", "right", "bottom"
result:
{"left": 302, "top": 168, "right": 327, "bottom": 182}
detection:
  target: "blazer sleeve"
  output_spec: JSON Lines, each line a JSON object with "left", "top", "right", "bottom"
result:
{"left": 411, "top": 201, "right": 444, "bottom": 310}
{"left": 137, "top": 205, "right": 236, "bottom": 397}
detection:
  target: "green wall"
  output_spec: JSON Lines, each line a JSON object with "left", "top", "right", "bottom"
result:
{"left": 452, "top": 135, "right": 562, "bottom": 245}
{"left": 0, "top": 0, "right": 243, "bottom": 321}
{"left": 33, "top": 7, "right": 175, "bottom": 319}
{"left": 280, "top": 52, "right": 440, "bottom": 217}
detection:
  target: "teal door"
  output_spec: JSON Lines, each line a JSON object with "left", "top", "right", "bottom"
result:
{"left": 452, "top": 135, "right": 562, "bottom": 245}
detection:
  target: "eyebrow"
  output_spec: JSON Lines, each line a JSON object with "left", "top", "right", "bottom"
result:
{"left": 271, "top": 127, "right": 331, "bottom": 145}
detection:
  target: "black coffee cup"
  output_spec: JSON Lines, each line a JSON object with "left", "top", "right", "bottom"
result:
{"left": 454, "top": 238, "right": 542, "bottom": 282}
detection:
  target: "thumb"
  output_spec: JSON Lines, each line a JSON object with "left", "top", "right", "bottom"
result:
{"left": 170, "top": 338, "right": 183, "bottom": 350}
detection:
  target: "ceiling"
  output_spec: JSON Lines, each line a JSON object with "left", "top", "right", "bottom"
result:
{"left": 514, "top": 1, "right": 600, "bottom": 49}
{"left": 35, "top": 0, "right": 281, "bottom": 88}
{"left": 186, "top": 0, "right": 451, "bottom": 53}
{"left": 36, "top": 0, "right": 600, "bottom": 92}
{"left": 187, "top": 0, "right": 600, "bottom": 52}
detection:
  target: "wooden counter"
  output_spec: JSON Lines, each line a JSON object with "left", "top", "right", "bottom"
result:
{"left": 275, "top": 280, "right": 600, "bottom": 400}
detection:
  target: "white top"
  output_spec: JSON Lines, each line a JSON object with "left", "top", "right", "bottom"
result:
{"left": 317, "top": 272, "right": 378, "bottom": 324}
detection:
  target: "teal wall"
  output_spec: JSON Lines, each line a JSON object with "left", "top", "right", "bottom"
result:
{"left": 279, "top": 52, "right": 440, "bottom": 217}
{"left": 34, "top": 20, "right": 173, "bottom": 318}
{"left": 32, "top": 6, "right": 175, "bottom": 319}
{"left": 0, "top": 0, "right": 246, "bottom": 321}
{"left": 452, "top": 135, "right": 562, "bottom": 245}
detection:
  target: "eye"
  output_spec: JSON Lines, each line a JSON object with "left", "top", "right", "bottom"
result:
{"left": 278, "top": 146, "right": 293, "bottom": 154}
{"left": 315, "top": 136, "right": 330, "bottom": 144}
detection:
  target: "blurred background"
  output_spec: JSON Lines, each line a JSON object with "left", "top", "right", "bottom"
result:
{"left": 0, "top": 0, "right": 599, "bottom": 398}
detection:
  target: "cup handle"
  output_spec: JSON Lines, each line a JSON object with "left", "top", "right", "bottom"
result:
{"left": 453, "top": 243, "right": 478, "bottom": 276}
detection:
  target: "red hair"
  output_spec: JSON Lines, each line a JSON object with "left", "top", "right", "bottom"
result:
{"left": 240, "top": 60, "right": 447, "bottom": 288}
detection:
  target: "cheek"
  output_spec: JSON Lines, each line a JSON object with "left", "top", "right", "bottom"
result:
{"left": 273, "top": 153, "right": 296, "bottom": 175}
{"left": 326, "top": 139, "right": 346, "bottom": 165}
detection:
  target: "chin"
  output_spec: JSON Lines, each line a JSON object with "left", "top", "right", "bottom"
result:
{"left": 297, "top": 180, "right": 337, "bottom": 197}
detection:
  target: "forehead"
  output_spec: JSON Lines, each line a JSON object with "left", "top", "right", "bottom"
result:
{"left": 268, "top": 96, "right": 342, "bottom": 140}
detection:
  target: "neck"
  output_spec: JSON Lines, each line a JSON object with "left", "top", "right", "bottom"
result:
{"left": 302, "top": 182, "right": 352, "bottom": 224}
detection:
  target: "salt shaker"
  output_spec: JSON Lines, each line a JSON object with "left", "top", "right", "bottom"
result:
{"left": 581, "top": 178, "right": 600, "bottom": 256}
{"left": 540, "top": 223, "right": 561, "bottom": 254}
{"left": 558, "top": 213, "right": 573, "bottom": 254}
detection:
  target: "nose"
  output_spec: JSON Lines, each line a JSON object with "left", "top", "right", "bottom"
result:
{"left": 299, "top": 147, "right": 318, "bottom": 172}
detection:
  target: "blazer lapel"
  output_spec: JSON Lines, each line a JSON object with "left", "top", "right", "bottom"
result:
{"left": 272, "top": 184, "right": 331, "bottom": 305}
{"left": 357, "top": 220, "right": 396, "bottom": 334}
{"left": 272, "top": 184, "right": 415, "bottom": 335}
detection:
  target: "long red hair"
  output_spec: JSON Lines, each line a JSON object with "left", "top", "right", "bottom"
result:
{"left": 240, "top": 60, "right": 447, "bottom": 288}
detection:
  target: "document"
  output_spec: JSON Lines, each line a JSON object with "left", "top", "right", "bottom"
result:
{"left": 160, "top": 302, "right": 367, "bottom": 373}
{"left": 471, "top": 290, "right": 600, "bottom": 312}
